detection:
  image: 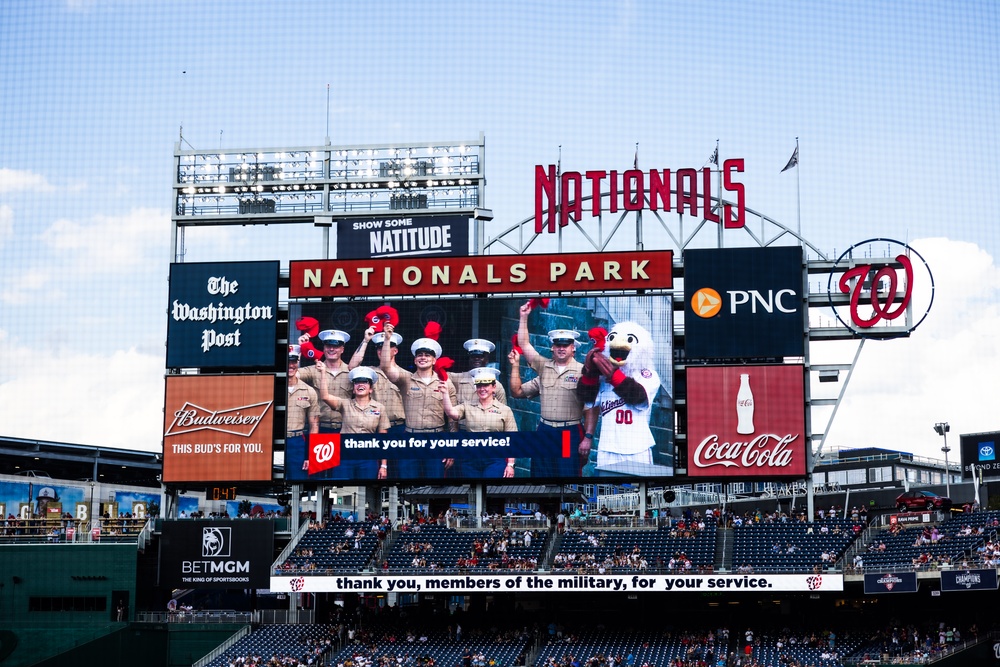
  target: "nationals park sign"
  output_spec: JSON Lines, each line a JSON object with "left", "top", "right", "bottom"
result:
{"left": 290, "top": 250, "right": 672, "bottom": 299}
{"left": 272, "top": 572, "right": 842, "bottom": 594}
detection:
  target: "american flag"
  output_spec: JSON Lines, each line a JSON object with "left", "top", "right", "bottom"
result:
{"left": 781, "top": 145, "right": 799, "bottom": 172}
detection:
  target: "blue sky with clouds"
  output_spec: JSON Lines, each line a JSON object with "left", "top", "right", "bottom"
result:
{"left": 0, "top": 1, "right": 997, "bottom": 460}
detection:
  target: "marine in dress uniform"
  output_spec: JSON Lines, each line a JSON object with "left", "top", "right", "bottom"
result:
{"left": 285, "top": 345, "right": 320, "bottom": 477}
{"left": 380, "top": 322, "right": 457, "bottom": 480}
{"left": 515, "top": 302, "right": 588, "bottom": 478}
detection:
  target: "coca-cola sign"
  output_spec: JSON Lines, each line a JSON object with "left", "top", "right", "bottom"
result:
{"left": 686, "top": 365, "right": 805, "bottom": 477}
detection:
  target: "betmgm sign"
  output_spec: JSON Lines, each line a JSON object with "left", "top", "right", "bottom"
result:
{"left": 159, "top": 520, "right": 274, "bottom": 588}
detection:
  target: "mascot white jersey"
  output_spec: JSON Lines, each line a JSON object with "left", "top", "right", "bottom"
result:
{"left": 577, "top": 321, "right": 661, "bottom": 465}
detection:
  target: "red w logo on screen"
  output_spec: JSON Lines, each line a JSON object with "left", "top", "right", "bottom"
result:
{"left": 308, "top": 434, "right": 341, "bottom": 474}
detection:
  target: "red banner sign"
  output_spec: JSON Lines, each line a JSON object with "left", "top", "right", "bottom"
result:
{"left": 289, "top": 250, "right": 672, "bottom": 299}
{"left": 686, "top": 365, "right": 806, "bottom": 477}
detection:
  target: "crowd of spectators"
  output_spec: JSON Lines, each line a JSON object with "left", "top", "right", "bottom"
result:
{"left": 220, "top": 625, "right": 343, "bottom": 667}
{"left": 264, "top": 501, "right": 1000, "bottom": 577}
{"left": 389, "top": 526, "right": 544, "bottom": 571}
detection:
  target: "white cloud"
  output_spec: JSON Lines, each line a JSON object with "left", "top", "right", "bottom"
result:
{"left": 0, "top": 204, "right": 12, "bottom": 247}
{"left": 38, "top": 207, "right": 169, "bottom": 274}
{"left": 0, "top": 168, "right": 56, "bottom": 194}
{"left": 0, "top": 332, "right": 164, "bottom": 452}
{"left": 0, "top": 268, "right": 57, "bottom": 305}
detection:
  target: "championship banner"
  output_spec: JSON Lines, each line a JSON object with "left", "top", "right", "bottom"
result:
{"left": 940, "top": 568, "right": 999, "bottom": 592}
{"left": 162, "top": 374, "right": 275, "bottom": 482}
{"left": 289, "top": 250, "right": 673, "bottom": 298}
{"left": 167, "top": 261, "right": 279, "bottom": 369}
{"left": 160, "top": 520, "right": 274, "bottom": 588}
{"left": 336, "top": 214, "right": 470, "bottom": 259}
{"left": 863, "top": 572, "right": 919, "bottom": 594}
{"left": 271, "top": 572, "right": 842, "bottom": 594}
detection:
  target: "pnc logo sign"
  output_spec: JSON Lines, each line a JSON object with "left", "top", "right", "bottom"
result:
{"left": 683, "top": 246, "right": 805, "bottom": 359}
{"left": 691, "top": 287, "right": 796, "bottom": 318}
{"left": 691, "top": 288, "right": 722, "bottom": 318}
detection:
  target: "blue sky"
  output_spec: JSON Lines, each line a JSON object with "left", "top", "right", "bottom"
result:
{"left": 0, "top": 1, "right": 998, "bottom": 462}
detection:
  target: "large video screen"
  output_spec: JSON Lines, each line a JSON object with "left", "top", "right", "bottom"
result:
{"left": 285, "top": 295, "right": 673, "bottom": 482}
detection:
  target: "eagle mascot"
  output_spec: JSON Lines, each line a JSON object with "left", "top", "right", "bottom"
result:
{"left": 577, "top": 321, "right": 661, "bottom": 468}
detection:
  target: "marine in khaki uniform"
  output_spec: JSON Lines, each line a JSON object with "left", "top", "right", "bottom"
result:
{"left": 348, "top": 326, "right": 406, "bottom": 434}
{"left": 285, "top": 345, "right": 320, "bottom": 476}
{"left": 441, "top": 367, "right": 517, "bottom": 478}
{"left": 515, "top": 301, "right": 589, "bottom": 477}
{"left": 296, "top": 329, "right": 353, "bottom": 432}
{"left": 380, "top": 321, "right": 457, "bottom": 480}
{"left": 451, "top": 338, "right": 507, "bottom": 429}
{"left": 318, "top": 363, "right": 389, "bottom": 480}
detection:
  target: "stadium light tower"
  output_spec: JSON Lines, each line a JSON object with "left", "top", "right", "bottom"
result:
{"left": 934, "top": 422, "right": 951, "bottom": 497}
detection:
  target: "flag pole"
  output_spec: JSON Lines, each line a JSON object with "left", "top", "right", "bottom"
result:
{"left": 556, "top": 145, "right": 562, "bottom": 252}
{"left": 635, "top": 142, "right": 643, "bottom": 251}
{"left": 715, "top": 139, "right": 722, "bottom": 249}
{"left": 795, "top": 137, "right": 801, "bottom": 238}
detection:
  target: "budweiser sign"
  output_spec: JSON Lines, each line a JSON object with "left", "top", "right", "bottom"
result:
{"left": 162, "top": 375, "right": 275, "bottom": 482}
{"left": 686, "top": 365, "right": 806, "bottom": 477}
{"left": 165, "top": 401, "right": 271, "bottom": 437}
